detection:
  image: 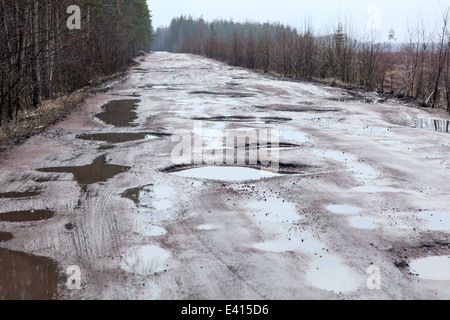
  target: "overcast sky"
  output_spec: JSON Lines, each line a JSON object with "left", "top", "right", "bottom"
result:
{"left": 147, "top": 0, "right": 448, "bottom": 42}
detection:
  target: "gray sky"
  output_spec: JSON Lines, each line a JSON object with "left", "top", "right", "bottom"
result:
{"left": 147, "top": 0, "right": 449, "bottom": 42}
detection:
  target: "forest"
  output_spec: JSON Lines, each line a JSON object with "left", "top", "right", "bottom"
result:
{"left": 152, "top": 11, "right": 450, "bottom": 112}
{"left": 0, "top": 0, "right": 153, "bottom": 129}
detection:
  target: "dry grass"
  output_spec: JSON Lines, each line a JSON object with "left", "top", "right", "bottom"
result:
{"left": 0, "top": 90, "right": 85, "bottom": 152}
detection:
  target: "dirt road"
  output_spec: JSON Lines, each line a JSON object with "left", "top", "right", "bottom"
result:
{"left": 0, "top": 52, "right": 449, "bottom": 300}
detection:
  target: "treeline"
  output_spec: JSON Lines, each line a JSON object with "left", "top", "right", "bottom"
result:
{"left": 153, "top": 12, "right": 450, "bottom": 112}
{"left": 0, "top": 0, "right": 153, "bottom": 127}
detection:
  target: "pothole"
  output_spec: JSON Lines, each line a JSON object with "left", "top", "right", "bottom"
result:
{"left": 77, "top": 132, "right": 157, "bottom": 144}
{"left": 0, "top": 232, "right": 13, "bottom": 242}
{"left": 189, "top": 91, "right": 256, "bottom": 98}
{"left": 37, "top": 155, "right": 131, "bottom": 186}
{"left": 0, "top": 248, "right": 63, "bottom": 300}
{"left": 121, "top": 245, "right": 171, "bottom": 275}
{"left": 95, "top": 99, "right": 140, "bottom": 127}
{"left": 165, "top": 165, "right": 302, "bottom": 181}
{"left": 415, "top": 119, "right": 450, "bottom": 133}
{"left": 0, "top": 210, "right": 54, "bottom": 222}
{"left": 409, "top": 256, "right": 450, "bottom": 280}
{"left": 306, "top": 257, "right": 361, "bottom": 293}
{"left": 255, "top": 104, "right": 342, "bottom": 113}
{"left": 191, "top": 116, "right": 291, "bottom": 124}
{"left": 0, "top": 189, "right": 41, "bottom": 199}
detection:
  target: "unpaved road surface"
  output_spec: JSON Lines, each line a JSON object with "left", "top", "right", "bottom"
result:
{"left": 1, "top": 52, "right": 450, "bottom": 300}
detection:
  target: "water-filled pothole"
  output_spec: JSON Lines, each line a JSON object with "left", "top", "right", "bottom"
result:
{"left": 306, "top": 257, "right": 360, "bottom": 293}
{"left": 0, "top": 232, "right": 13, "bottom": 242}
{"left": 190, "top": 91, "right": 256, "bottom": 98}
{"left": 121, "top": 245, "right": 171, "bottom": 275}
{"left": 415, "top": 119, "right": 450, "bottom": 133}
{"left": 409, "top": 256, "right": 450, "bottom": 280}
{"left": 0, "top": 189, "right": 41, "bottom": 199}
{"left": 95, "top": 99, "right": 140, "bottom": 127}
{"left": 77, "top": 132, "right": 156, "bottom": 144}
{"left": 37, "top": 155, "right": 131, "bottom": 186}
{"left": 191, "top": 116, "right": 292, "bottom": 124}
{"left": 0, "top": 210, "right": 54, "bottom": 222}
{"left": 0, "top": 248, "right": 63, "bottom": 300}
{"left": 254, "top": 104, "right": 342, "bottom": 113}
{"left": 166, "top": 166, "right": 301, "bottom": 181}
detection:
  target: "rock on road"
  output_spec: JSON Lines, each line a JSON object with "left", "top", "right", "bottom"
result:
{"left": 0, "top": 52, "right": 450, "bottom": 300}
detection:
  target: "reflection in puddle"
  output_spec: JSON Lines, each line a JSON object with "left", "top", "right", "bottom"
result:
{"left": 121, "top": 245, "right": 171, "bottom": 275}
{"left": 168, "top": 166, "right": 297, "bottom": 181}
{"left": 409, "top": 256, "right": 450, "bottom": 280}
{"left": 349, "top": 217, "right": 376, "bottom": 230}
{"left": 0, "top": 210, "right": 54, "bottom": 222}
{"left": 95, "top": 99, "right": 140, "bottom": 127}
{"left": 327, "top": 205, "right": 361, "bottom": 215}
{"left": 0, "top": 248, "right": 63, "bottom": 300}
{"left": 306, "top": 257, "right": 360, "bottom": 293}
{"left": 415, "top": 119, "right": 450, "bottom": 133}
{"left": 38, "top": 155, "right": 131, "bottom": 186}
{"left": 416, "top": 211, "right": 450, "bottom": 231}
{"left": 122, "top": 185, "right": 170, "bottom": 236}
{"left": 77, "top": 133, "right": 156, "bottom": 144}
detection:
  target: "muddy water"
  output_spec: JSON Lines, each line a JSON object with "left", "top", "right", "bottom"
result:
{"left": 95, "top": 99, "right": 140, "bottom": 127}
{"left": 38, "top": 155, "right": 131, "bottom": 186}
{"left": 0, "top": 248, "right": 63, "bottom": 300}
{"left": 0, "top": 190, "right": 41, "bottom": 198}
{"left": 77, "top": 132, "right": 156, "bottom": 144}
{"left": 0, "top": 232, "right": 13, "bottom": 242}
{"left": 0, "top": 210, "right": 54, "bottom": 222}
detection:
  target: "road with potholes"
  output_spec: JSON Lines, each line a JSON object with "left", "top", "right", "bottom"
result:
{"left": 0, "top": 52, "right": 450, "bottom": 300}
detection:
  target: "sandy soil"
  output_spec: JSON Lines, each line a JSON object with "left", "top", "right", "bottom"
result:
{"left": 0, "top": 52, "right": 450, "bottom": 300}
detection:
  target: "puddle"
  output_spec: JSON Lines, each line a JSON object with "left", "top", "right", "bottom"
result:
{"left": 256, "top": 104, "right": 342, "bottom": 113}
{"left": 327, "top": 205, "right": 361, "bottom": 215}
{"left": 122, "top": 184, "right": 175, "bottom": 212}
{"left": 139, "top": 84, "right": 179, "bottom": 90}
{"left": 196, "top": 224, "right": 219, "bottom": 231}
{"left": 77, "top": 132, "right": 156, "bottom": 144}
{"left": 415, "top": 119, "right": 450, "bottom": 133}
{"left": 192, "top": 116, "right": 291, "bottom": 124}
{"left": 409, "top": 256, "right": 450, "bottom": 280}
{"left": 0, "top": 248, "right": 63, "bottom": 300}
{"left": 38, "top": 155, "right": 131, "bottom": 186}
{"left": 0, "top": 190, "right": 41, "bottom": 199}
{"left": 168, "top": 166, "right": 298, "bottom": 181}
{"left": 0, "top": 232, "right": 13, "bottom": 242}
{"left": 279, "top": 131, "right": 310, "bottom": 144}
{"left": 306, "top": 257, "right": 360, "bottom": 293}
{"left": 0, "top": 210, "right": 54, "bottom": 222}
{"left": 190, "top": 91, "right": 256, "bottom": 98}
{"left": 122, "top": 185, "right": 171, "bottom": 235}
{"left": 121, "top": 245, "right": 171, "bottom": 275}
{"left": 95, "top": 99, "right": 140, "bottom": 127}
{"left": 349, "top": 217, "right": 376, "bottom": 230}
{"left": 416, "top": 211, "right": 450, "bottom": 231}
